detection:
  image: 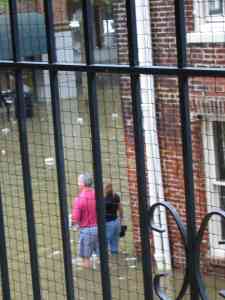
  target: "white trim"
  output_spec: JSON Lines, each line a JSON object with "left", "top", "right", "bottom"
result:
{"left": 187, "top": 32, "right": 225, "bottom": 44}
{"left": 213, "top": 180, "right": 225, "bottom": 186}
{"left": 202, "top": 120, "right": 225, "bottom": 258}
{"left": 136, "top": 0, "right": 171, "bottom": 271}
{"left": 188, "top": 0, "right": 225, "bottom": 44}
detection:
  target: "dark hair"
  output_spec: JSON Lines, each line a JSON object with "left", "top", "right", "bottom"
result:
{"left": 104, "top": 183, "right": 113, "bottom": 196}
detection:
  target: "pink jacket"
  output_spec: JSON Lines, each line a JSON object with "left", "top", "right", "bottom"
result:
{"left": 71, "top": 188, "right": 97, "bottom": 228}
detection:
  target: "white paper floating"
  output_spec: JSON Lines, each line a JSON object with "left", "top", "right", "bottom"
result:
{"left": 72, "top": 257, "right": 83, "bottom": 266}
{"left": 125, "top": 257, "right": 137, "bottom": 261}
{"left": 129, "top": 265, "right": 137, "bottom": 269}
{"left": 44, "top": 157, "right": 55, "bottom": 166}
{"left": 48, "top": 250, "right": 61, "bottom": 258}
{"left": 77, "top": 117, "right": 84, "bottom": 125}
{"left": 1, "top": 149, "right": 6, "bottom": 156}
{"left": 112, "top": 113, "right": 118, "bottom": 120}
{"left": 1, "top": 128, "right": 10, "bottom": 135}
{"left": 118, "top": 277, "right": 126, "bottom": 280}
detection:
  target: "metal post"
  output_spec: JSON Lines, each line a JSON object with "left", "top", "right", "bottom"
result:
{"left": 43, "top": 1, "right": 75, "bottom": 299}
{"left": 126, "top": 0, "right": 154, "bottom": 299}
{"left": 8, "top": 1, "right": 42, "bottom": 299}
{"left": 0, "top": 187, "right": 11, "bottom": 300}
{"left": 82, "top": 1, "right": 112, "bottom": 300}
{"left": 174, "top": 0, "right": 199, "bottom": 299}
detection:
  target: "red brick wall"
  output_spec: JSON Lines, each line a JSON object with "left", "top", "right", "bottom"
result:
{"left": 150, "top": 0, "right": 225, "bottom": 275}
{"left": 113, "top": 0, "right": 225, "bottom": 276}
{"left": 35, "top": 0, "right": 69, "bottom": 25}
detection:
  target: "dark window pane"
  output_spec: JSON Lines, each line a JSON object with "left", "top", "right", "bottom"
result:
{"left": 208, "top": 0, "right": 223, "bottom": 15}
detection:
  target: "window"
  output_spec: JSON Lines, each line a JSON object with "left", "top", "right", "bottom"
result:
{"left": 208, "top": 0, "right": 223, "bottom": 15}
{"left": 187, "top": 0, "right": 225, "bottom": 43}
{"left": 203, "top": 120, "right": 225, "bottom": 257}
{"left": 213, "top": 122, "right": 225, "bottom": 239}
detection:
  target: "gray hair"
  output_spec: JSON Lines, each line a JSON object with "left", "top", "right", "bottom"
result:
{"left": 78, "top": 173, "right": 93, "bottom": 187}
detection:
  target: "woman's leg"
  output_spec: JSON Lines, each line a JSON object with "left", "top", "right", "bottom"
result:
{"left": 79, "top": 228, "right": 92, "bottom": 268}
{"left": 82, "top": 257, "right": 92, "bottom": 268}
{"left": 109, "top": 219, "right": 121, "bottom": 255}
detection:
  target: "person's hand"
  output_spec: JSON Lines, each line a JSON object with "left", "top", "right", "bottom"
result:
{"left": 72, "top": 224, "right": 79, "bottom": 231}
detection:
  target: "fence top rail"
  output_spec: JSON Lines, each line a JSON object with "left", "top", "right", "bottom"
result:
{"left": 1, "top": 61, "right": 225, "bottom": 77}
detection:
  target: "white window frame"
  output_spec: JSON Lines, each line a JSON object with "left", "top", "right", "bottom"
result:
{"left": 187, "top": 0, "right": 225, "bottom": 43}
{"left": 202, "top": 119, "right": 225, "bottom": 258}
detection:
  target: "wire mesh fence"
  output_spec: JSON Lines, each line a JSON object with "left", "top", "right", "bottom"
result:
{"left": 0, "top": 0, "right": 225, "bottom": 299}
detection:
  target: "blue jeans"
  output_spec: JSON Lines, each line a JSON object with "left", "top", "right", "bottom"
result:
{"left": 79, "top": 226, "right": 99, "bottom": 258}
{"left": 106, "top": 218, "right": 121, "bottom": 255}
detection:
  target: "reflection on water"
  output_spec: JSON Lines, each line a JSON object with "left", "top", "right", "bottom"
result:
{"left": 0, "top": 89, "right": 133, "bottom": 299}
{"left": 0, "top": 93, "right": 224, "bottom": 299}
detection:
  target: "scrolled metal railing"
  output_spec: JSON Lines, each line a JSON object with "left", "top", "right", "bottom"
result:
{"left": 149, "top": 201, "right": 225, "bottom": 300}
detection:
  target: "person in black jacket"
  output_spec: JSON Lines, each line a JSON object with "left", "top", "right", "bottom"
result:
{"left": 104, "top": 183, "right": 123, "bottom": 255}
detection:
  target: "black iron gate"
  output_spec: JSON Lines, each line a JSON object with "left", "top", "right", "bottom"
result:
{"left": 0, "top": 0, "right": 225, "bottom": 299}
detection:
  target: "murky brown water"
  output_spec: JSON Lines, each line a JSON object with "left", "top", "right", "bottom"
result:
{"left": 0, "top": 76, "right": 224, "bottom": 299}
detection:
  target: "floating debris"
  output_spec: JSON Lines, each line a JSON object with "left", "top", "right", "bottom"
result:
{"left": 125, "top": 257, "right": 137, "bottom": 262}
{"left": 72, "top": 257, "right": 83, "bottom": 266}
{"left": 77, "top": 117, "right": 83, "bottom": 125}
{"left": 112, "top": 113, "right": 118, "bottom": 120}
{"left": 48, "top": 250, "right": 61, "bottom": 258}
{"left": 44, "top": 157, "right": 55, "bottom": 166}
{"left": 129, "top": 265, "right": 137, "bottom": 269}
{"left": 1, "top": 128, "right": 10, "bottom": 135}
{"left": 1, "top": 149, "right": 6, "bottom": 156}
{"left": 118, "top": 276, "right": 126, "bottom": 280}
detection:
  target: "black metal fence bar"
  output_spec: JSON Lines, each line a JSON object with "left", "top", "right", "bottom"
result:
{"left": 3, "top": 60, "right": 225, "bottom": 77}
{"left": 43, "top": 1, "right": 75, "bottom": 299}
{"left": 0, "top": 187, "right": 11, "bottom": 300}
{"left": 8, "top": 1, "right": 42, "bottom": 299}
{"left": 174, "top": 0, "right": 199, "bottom": 299}
{"left": 125, "top": 1, "right": 154, "bottom": 299}
{"left": 82, "top": 1, "right": 112, "bottom": 300}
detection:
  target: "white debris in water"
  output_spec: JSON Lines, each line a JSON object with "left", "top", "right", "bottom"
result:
{"left": 72, "top": 257, "right": 83, "bottom": 266}
{"left": 1, "top": 149, "right": 6, "bottom": 156}
{"left": 77, "top": 117, "right": 83, "bottom": 125}
{"left": 44, "top": 157, "right": 55, "bottom": 166}
{"left": 118, "top": 277, "right": 126, "bottom": 280}
{"left": 1, "top": 128, "right": 10, "bottom": 135}
{"left": 125, "top": 257, "right": 137, "bottom": 261}
{"left": 127, "top": 119, "right": 133, "bottom": 126}
{"left": 112, "top": 113, "right": 118, "bottom": 120}
{"left": 128, "top": 265, "right": 137, "bottom": 269}
{"left": 48, "top": 250, "right": 61, "bottom": 258}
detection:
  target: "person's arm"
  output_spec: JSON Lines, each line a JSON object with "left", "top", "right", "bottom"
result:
{"left": 71, "top": 197, "right": 81, "bottom": 225}
{"left": 116, "top": 194, "right": 123, "bottom": 222}
{"left": 118, "top": 203, "right": 123, "bottom": 222}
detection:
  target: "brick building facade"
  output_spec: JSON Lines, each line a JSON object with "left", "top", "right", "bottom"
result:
{"left": 112, "top": 0, "right": 225, "bottom": 276}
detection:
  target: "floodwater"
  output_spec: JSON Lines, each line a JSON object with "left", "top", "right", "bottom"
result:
{"left": 0, "top": 77, "right": 224, "bottom": 299}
